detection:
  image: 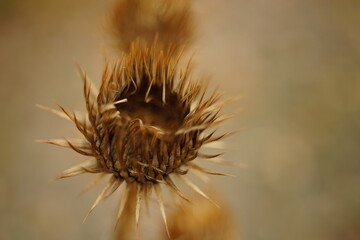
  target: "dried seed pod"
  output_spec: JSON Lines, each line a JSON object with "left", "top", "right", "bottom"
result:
{"left": 39, "top": 41, "right": 235, "bottom": 238}
{"left": 110, "top": 0, "right": 194, "bottom": 53}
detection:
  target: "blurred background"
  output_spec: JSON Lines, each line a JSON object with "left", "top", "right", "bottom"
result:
{"left": 1, "top": 0, "right": 360, "bottom": 239}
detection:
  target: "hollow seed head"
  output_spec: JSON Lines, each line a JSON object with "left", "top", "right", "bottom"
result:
{"left": 39, "top": 41, "right": 235, "bottom": 237}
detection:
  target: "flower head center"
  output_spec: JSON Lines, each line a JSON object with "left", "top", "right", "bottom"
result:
{"left": 116, "top": 84, "right": 188, "bottom": 131}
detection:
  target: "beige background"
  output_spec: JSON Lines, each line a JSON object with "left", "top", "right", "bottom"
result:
{"left": 1, "top": 0, "right": 360, "bottom": 239}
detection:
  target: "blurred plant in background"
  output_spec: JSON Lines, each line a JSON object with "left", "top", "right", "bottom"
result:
{"left": 164, "top": 192, "right": 236, "bottom": 240}
{"left": 110, "top": 0, "right": 193, "bottom": 53}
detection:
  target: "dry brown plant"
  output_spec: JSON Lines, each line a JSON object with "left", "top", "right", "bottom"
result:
{"left": 165, "top": 193, "right": 237, "bottom": 240}
{"left": 38, "top": 40, "right": 237, "bottom": 239}
{"left": 110, "top": 0, "right": 194, "bottom": 53}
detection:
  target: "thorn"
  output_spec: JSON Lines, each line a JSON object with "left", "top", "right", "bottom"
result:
{"left": 164, "top": 177, "right": 190, "bottom": 203}
{"left": 181, "top": 175, "right": 220, "bottom": 208}
{"left": 78, "top": 173, "right": 107, "bottom": 196}
{"left": 115, "top": 183, "right": 131, "bottom": 230}
{"left": 84, "top": 176, "right": 122, "bottom": 222}
{"left": 35, "top": 104, "right": 69, "bottom": 120}
{"left": 187, "top": 162, "right": 235, "bottom": 177}
{"left": 154, "top": 184, "right": 170, "bottom": 239}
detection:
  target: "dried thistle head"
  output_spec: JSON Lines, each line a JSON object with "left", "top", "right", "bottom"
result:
{"left": 110, "top": 0, "right": 194, "bottom": 53}
{"left": 38, "top": 41, "right": 235, "bottom": 237}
